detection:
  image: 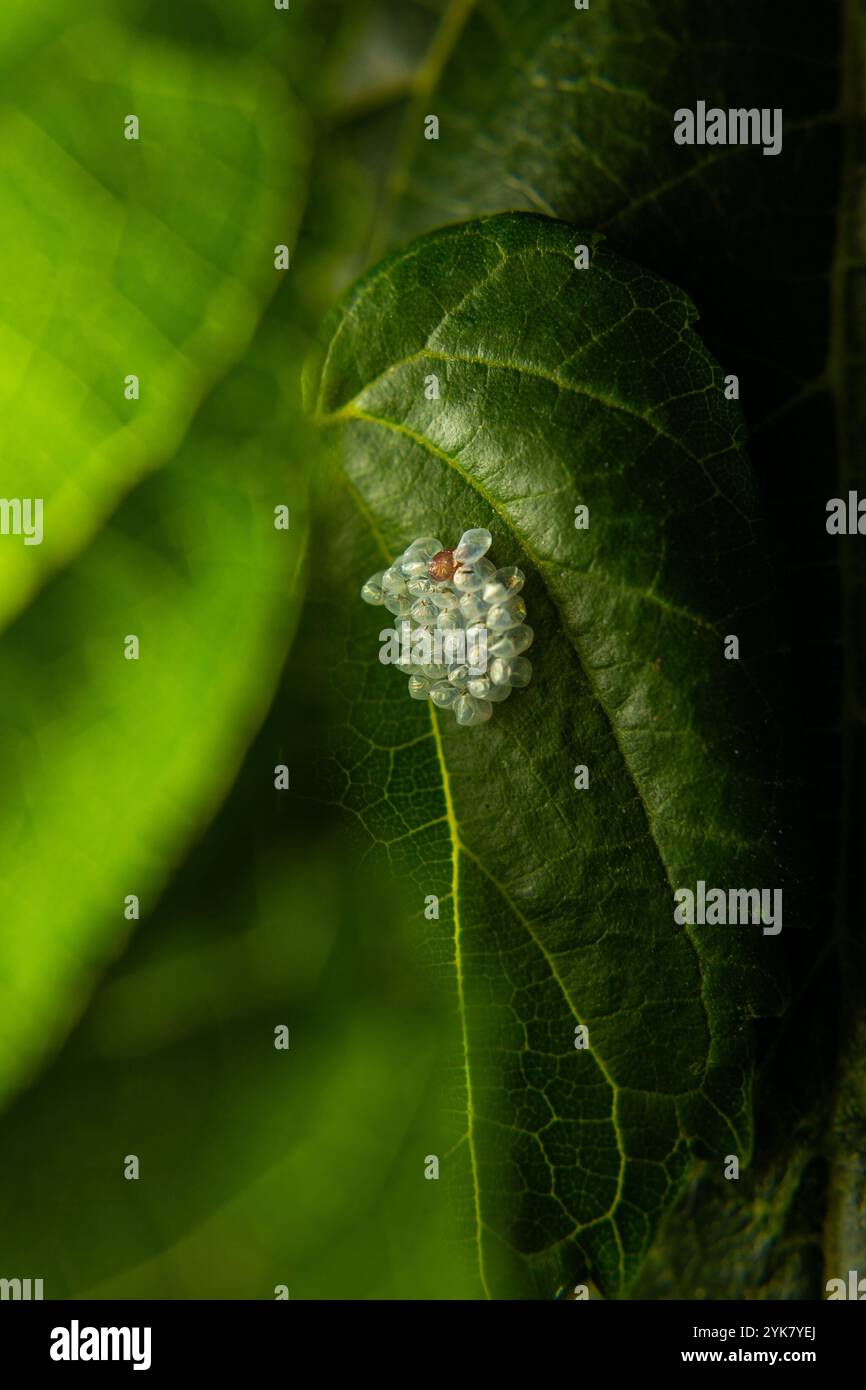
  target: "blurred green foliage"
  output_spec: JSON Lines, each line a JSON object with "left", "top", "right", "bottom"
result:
{"left": 0, "top": 0, "right": 468, "bottom": 1299}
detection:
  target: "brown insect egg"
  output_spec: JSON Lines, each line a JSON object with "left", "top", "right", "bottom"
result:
{"left": 428, "top": 548, "right": 457, "bottom": 582}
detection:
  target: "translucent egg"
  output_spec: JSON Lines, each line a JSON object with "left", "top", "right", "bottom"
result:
{"left": 482, "top": 566, "right": 525, "bottom": 605}
{"left": 489, "top": 624, "right": 534, "bottom": 659}
{"left": 508, "top": 656, "right": 533, "bottom": 688}
{"left": 405, "top": 536, "right": 444, "bottom": 560}
{"left": 459, "top": 594, "right": 486, "bottom": 624}
{"left": 464, "top": 625, "right": 489, "bottom": 673}
{"left": 440, "top": 634, "right": 467, "bottom": 669}
{"left": 408, "top": 675, "right": 430, "bottom": 700}
{"left": 361, "top": 571, "right": 386, "bottom": 605}
{"left": 410, "top": 598, "right": 439, "bottom": 625}
{"left": 430, "top": 682, "right": 457, "bottom": 708}
{"left": 454, "top": 557, "right": 495, "bottom": 592}
{"left": 436, "top": 608, "right": 465, "bottom": 631}
{"left": 381, "top": 567, "right": 407, "bottom": 595}
{"left": 454, "top": 693, "right": 479, "bottom": 726}
{"left": 486, "top": 597, "right": 527, "bottom": 631}
{"left": 383, "top": 594, "right": 412, "bottom": 617}
{"left": 453, "top": 565, "right": 484, "bottom": 593}
{"left": 406, "top": 576, "right": 437, "bottom": 597}
{"left": 431, "top": 588, "right": 460, "bottom": 610}
{"left": 400, "top": 558, "right": 429, "bottom": 580}
{"left": 454, "top": 528, "right": 493, "bottom": 565}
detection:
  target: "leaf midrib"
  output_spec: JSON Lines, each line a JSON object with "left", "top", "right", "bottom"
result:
{"left": 333, "top": 404, "right": 719, "bottom": 1114}
{"left": 427, "top": 701, "right": 491, "bottom": 1298}
{"left": 341, "top": 463, "right": 724, "bottom": 1293}
{"left": 343, "top": 473, "right": 492, "bottom": 1296}
{"left": 334, "top": 338, "right": 746, "bottom": 1284}
{"left": 343, "top": 465, "right": 635, "bottom": 1289}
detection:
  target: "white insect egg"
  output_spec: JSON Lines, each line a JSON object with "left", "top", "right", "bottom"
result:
{"left": 431, "top": 589, "right": 460, "bottom": 610}
{"left": 407, "top": 537, "right": 444, "bottom": 560}
{"left": 383, "top": 593, "right": 411, "bottom": 617}
{"left": 406, "top": 576, "right": 437, "bottom": 597}
{"left": 454, "top": 528, "right": 492, "bottom": 565}
{"left": 360, "top": 529, "right": 535, "bottom": 725}
{"left": 454, "top": 693, "right": 479, "bottom": 726}
{"left": 410, "top": 598, "right": 439, "bottom": 625}
{"left": 360, "top": 572, "right": 386, "bottom": 605}
{"left": 508, "top": 656, "right": 533, "bottom": 688}
{"left": 486, "top": 597, "right": 527, "bottom": 631}
{"left": 381, "top": 567, "right": 407, "bottom": 595}
{"left": 436, "top": 608, "right": 464, "bottom": 632}
{"left": 489, "top": 625, "right": 534, "bottom": 659}
{"left": 400, "top": 558, "right": 429, "bottom": 581}
{"left": 430, "top": 682, "right": 457, "bottom": 708}
{"left": 458, "top": 594, "right": 487, "bottom": 624}
{"left": 453, "top": 565, "right": 484, "bottom": 593}
{"left": 482, "top": 566, "right": 525, "bottom": 605}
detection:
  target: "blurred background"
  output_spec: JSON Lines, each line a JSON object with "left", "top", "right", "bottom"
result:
{"left": 0, "top": 0, "right": 475, "bottom": 1299}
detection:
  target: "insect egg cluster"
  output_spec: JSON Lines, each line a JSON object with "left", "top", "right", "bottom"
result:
{"left": 360, "top": 528, "right": 534, "bottom": 727}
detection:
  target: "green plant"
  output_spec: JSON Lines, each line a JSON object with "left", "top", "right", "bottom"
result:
{"left": 0, "top": 0, "right": 859, "bottom": 1301}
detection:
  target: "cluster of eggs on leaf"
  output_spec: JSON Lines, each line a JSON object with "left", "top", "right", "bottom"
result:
{"left": 360, "top": 528, "right": 534, "bottom": 726}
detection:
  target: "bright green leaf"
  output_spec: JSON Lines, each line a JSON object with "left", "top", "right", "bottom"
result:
{"left": 0, "top": 819, "right": 467, "bottom": 1299}
{"left": 0, "top": 17, "right": 306, "bottom": 627}
{"left": 0, "top": 322, "right": 309, "bottom": 1111}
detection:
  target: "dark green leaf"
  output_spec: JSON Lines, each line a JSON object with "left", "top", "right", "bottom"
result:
{"left": 354, "top": 0, "right": 848, "bottom": 1300}
{"left": 310, "top": 210, "right": 788, "bottom": 1297}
